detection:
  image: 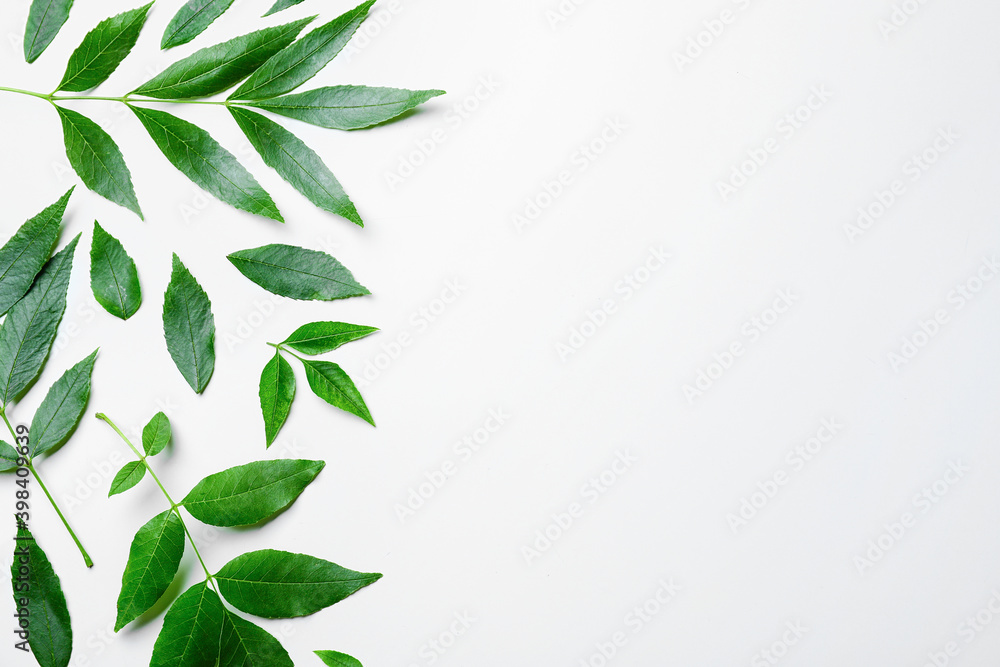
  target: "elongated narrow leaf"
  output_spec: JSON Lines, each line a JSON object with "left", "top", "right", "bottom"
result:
{"left": 0, "top": 440, "right": 20, "bottom": 471}
{"left": 315, "top": 651, "right": 363, "bottom": 667}
{"left": 215, "top": 550, "right": 381, "bottom": 618}
{"left": 0, "top": 189, "right": 68, "bottom": 317}
{"left": 150, "top": 582, "right": 224, "bottom": 667}
{"left": 142, "top": 411, "right": 171, "bottom": 456}
{"left": 90, "top": 221, "right": 141, "bottom": 318}
{"left": 227, "top": 244, "right": 368, "bottom": 301}
{"left": 131, "top": 106, "right": 283, "bottom": 222}
{"left": 249, "top": 86, "right": 446, "bottom": 130}
{"left": 12, "top": 523, "right": 72, "bottom": 667}
{"left": 57, "top": 108, "right": 142, "bottom": 217}
{"left": 57, "top": 3, "right": 152, "bottom": 92}
{"left": 116, "top": 509, "right": 185, "bottom": 631}
{"left": 163, "top": 254, "right": 215, "bottom": 394}
{"left": 28, "top": 349, "right": 97, "bottom": 458}
{"left": 263, "top": 0, "right": 305, "bottom": 17}
{"left": 260, "top": 350, "right": 294, "bottom": 447}
{"left": 133, "top": 17, "right": 314, "bottom": 99}
{"left": 220, "top": 609, "right": 293, "bottom": 667}
{"left": 301, "top": 359, "right": 373, "bottom": 426}
{"left": 230, "top": 107, "right": 362, "bottom": 225}
{"left": 230, "top": 0, "right": 375, "bottom": 100}
{"left": 281, "top": 321, "right": 378, "bottom": 356}
{"left": 24, "top": 0, "right": 74, "bottom": 63}
{"left": 0, "top": 237, "right": 79, "bottom": 408}
{"left": 162, "top": 0, "right": 236, "bottom": 50}
{"left": 109, "top": 460, "right": 145, "bottom": 496}
{"left": 182, "top": 459, "right": 324, "bottom": 527}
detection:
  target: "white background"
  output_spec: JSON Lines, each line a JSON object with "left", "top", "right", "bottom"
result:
{"left": 2, "top": 0, "right": 1000, "bottom": 665}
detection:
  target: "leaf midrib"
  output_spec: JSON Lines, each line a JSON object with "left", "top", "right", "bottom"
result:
{"left": 186, "top": 464, "right": 317, "bottom": 511}
{"left": 232, "top": 255, "right": 358, "bottom": 291}
{"left": 63, "top": 110, "right": 133, "bottom": 205}
{"left": 60, "top": 8, "right": 147, "bottom": 90}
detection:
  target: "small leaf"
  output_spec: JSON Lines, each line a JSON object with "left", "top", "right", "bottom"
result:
{"left": 301, "top": 359, "right": 373, "bottom": 426}
{"left": 11, "top": 522, "right": 72, "bottom": 667}
{"left": 116, "top": 509, "right": 185, "bottom": 631}
{"left": 281, "top": 321, "right": 378, "bottom": 356}
{"left": 142, "top": 411, "right": 171, "bottom": 456}
{"left": 230, "top": 0, "right": 375, "bottom": 100}
{"left": 90, "top": 221, "right": 142, "bottom": 319}
{"left": 133, "top": 17, "right": 314, "bottom": 99}
{"left": 214, "top": 549, "right": 381, "bottom": 618}
{"left": 150, "top": 582, "right": 224, "bottom": 667}
{"left": 0, "top": 440, "right": 20, "bottom": 471}
{"left": 263, "top": 0, "right": 305, "bottom": 17}
{"left": 57, "top": 3, "right": 153, "bottom": 92}
{"left": 28, "top": 349, "right": 98, "bottom": 458}
{"left": 227, "top": 244, "right": 368, "bottom": 301}
{"left": 108, "top": 460, "right": 146, "bottom": 496}
{"left": 0, "top": 188, "right": 68, "bottom": 317}
{"left": 163, "top": 254, "right": 216, "bottom": 394}
{"left": 220, "top": 609, "right": 293, "bottom": 667}
{"left": 181, "top": 459, "right": 324, "bottom": 527}
{"left": 249, "top": 86, "right": 445, "bottom": 130}
{"left": 161, "top": 0, "right": 236, "bottom": 50}
{"left": 260, "top": 350, "right": 295, "bottom": 447}
{"left": 57, "top": 108, "right": 142, "bottom": 217}
{"left": 315, "top": 650, "right": 363, "bottom": 667}
{"left": 24, "top": 0, "right": 74, "bottom": 63}
{"left": 131, "top": 105, "right": 283, "bottom": 222}
{"left": 0, "top": 236, "right": 80, "bottom": 408}
{"left": 230, "top": 106, "right": 362, "bottom": 225}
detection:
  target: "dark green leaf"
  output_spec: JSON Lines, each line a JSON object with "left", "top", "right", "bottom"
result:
{"left": 90, "top": 221, "right": 142, "bottom": 319}
{"left": 214, "top": 549, "right": 381, "bottom": 618}
{"left": 302, "top": 359, "right": 373, "bottom": 426}
{"left": 315, "top": 650, "right": 363, "bottom": 667}
{"left": 24, "top": 0, "right": 74, "bottom": 63}
{"left": 150, "top": 582, "right": 224, "bottom": 667}
{"left": 260, "top": 350, "right": 294, "bottom": 447}
{"left": 56, "top": 3, "right": 153, "bottom": 92}
{"left": 163, "top": 254, "right": 215, "bottom": 394}
{"left": 133, "top": 17, "right": 314, "bottom": 99}
{"left": 182, "top": 459, "right": 324, "bottom": 527}
{"left": 57, "top": 108, "right": 142, "bottom": 217}
{"left": 28, "top": 349, "right": 97, "bottom": 458}
{"left": 0, "top": 189, "right": 68, "bottom": 317}
{"left": 116, "top": 509, "right": 185, "bottom": 631}
{"left": 108, "top": 460, "right": 145, "bottom": 496}
{"left": 131, "top": 106, "right": 283, "bottom": 222}
{"left": 248, "top": 86, "right": 445, "bottom": 130}
{"left": 230, "top": 0, "right": 375, "bottom": 100}
{"left": 142, "top": 411, "right": 171, "bottom": 456}
{"left": 0, "top": 440, "right": 19, "bottom": 471}
{"left": 230, "top": 106, "right": 362, "bottom": 225}
{"left": 161, "top": 0, "right": 236, "bottom": 50}
{"left": 280, "top": 321, "right": 377, "bottom": 356}
{"left": 0, "top": 236, "right": 80, "bottom": 408}
{"left": 220, "top": 609, "right": 293, "bottom": 667}
{"left": 226, "top": 244, "right": 368, "bottom": 301}
{"left": 11, "top": 522, "right": 72, "bottom": 667}
{"left": 263, "top": 0, "right": 305, "bottom": 17}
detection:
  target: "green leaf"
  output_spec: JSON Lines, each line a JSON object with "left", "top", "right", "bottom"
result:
{"left": 24, "top": 0, "right": 74, "bottom": 63}
{"left": 315, "top": 650, "right": 363, "bottom": 667}
{"left": 161, "top": 0, "right": 236, "bottom": 50}
{"left": 28, "top": 349, "right": 98, "bottom": 458}
{"left": 131, "top": 106, "right": 283, "bottom": 222}
{"left": 163, "top": 254, "right": 215, "bottom": 394}
{"left": 90, "top": 221, "right": 142, "bottom": 319}
{"left": 181, "top": 459, "right": 324, "bottom": 527}
{"left": 214, "top": 549, "right": 381, "bottom": 618}
{"left": 0, "top": 188, "right": 68, "bottom": 317}
{"left": 133, "top": 17, "right": 314, "bottom": 99}
{"left": 301, "top": 359, "right": 373, "bottom": 426}
{"left": 11, "top": 522, "right": 72, "bottom": 667}
{"left": 116, "top": 509, "right": 185, "bottom": 631}
{"left": 259, "top": 350, "right": 294, "bottom": 447}
{"left": 280, "top": 321, "right": 378, "bottom": 356}
{"left": 226, "top": 244, "right": 368, "bottom": 301}
{"left": 150, "top": 582, "right": 224, "bottom": 667}
{"left": 108, "top": 460, "right": 145, "bottom": 496}
{"left": 263, "top": 0, "right": 305, "bottom": 17}
{"left": 220, "top": 609, "right": 293, "bottom": 667}
{"left": 57, "top": 107, "right": 142, "bottom": 217}
{"left": 56, "top": 3, "right": 153, "bottom": 92}
{"left": 230, "top": 0, "right": 375, "bottom": 100}
{"left": 142, "top": 411, "right": 171, "bottom": 456}
{"left": 249, "top": 86, "right": 446, "bottom": 130}
{"left": 0, "top": 440, "right": 20, "bottom": 471}
{"left": 229, "top": 106, "right": 362, "bottom": 225}
{"left": 0, "top": 236, "right": 80, "bottom": 408}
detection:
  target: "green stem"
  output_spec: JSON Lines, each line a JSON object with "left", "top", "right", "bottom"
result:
{"left": 0, "top": 86, "right": 51, "bottom": 101}
{"left": 0, "top": 86, "right": 238, "bottom": 106}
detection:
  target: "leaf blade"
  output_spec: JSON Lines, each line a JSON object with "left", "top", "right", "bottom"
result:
{"left": 116, "top": 509, "right": 185, "bottom": 631}
{"left": 57, "top": 3, "right": 153, "bottom": 92}
{"left": 263, "top": 0, "right": 306, "bottom": 17}
{"left": 163, "top": 254, "right": 215, "bottom": 394}
{"left": 142, "top": 411, "right": 171, "bottom": 456}
{"left": 150, "top": 582, "right": 224, "bottom": 667}
{"left": 301, "top": 359, "right": 373, "bottom": 426}
{"left": 90, "top": 221, "right": 142, "bottom": 319}
{"left": 249, "top": 86, "right": 445, "bottom": 130}
{"left": 24, "top": 0, "right": 74, "bottom": 63}
{"left": 161, "top": 0, "right": 236, "bottom": 50}
{"left": 315, "top": 650, "right": 363, "bottom": 667}
{"left": 259, "top": 350, "right": 295, "bottom": 447}
{"left": 220, "top": 609, "right": 293, "bottom": 667}
{"left": 0, "top": 189, "right": 69, "bottom": 317}
{"left": 28, "top": 349, "right": 98, "bottom": 458}
{"left": 108, "top": 460, "right": 146, "bottom": 496}
{"left": 0, "top": 440, "right": 20, "bottom": 471}
{"left": 11, "top": 522, "right": 72, "bottom": 667}
{"left": 226, "top": 244, "right": 368, "bottom": 301}
{"left": 280, "top": 321, "right": 378, "bottom": 356}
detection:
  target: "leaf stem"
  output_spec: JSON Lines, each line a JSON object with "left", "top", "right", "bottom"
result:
{"left": 0, "top": 86, "right": 52, "bottom": 101}
{"left": 0, "top": 86, "right": 239, "bottom": 106}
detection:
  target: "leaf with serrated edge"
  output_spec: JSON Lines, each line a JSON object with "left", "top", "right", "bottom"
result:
{"left": 249, "top": 86, "right": 445, "bottom": 130}
{"left": 263, "top": 0, "right": 305, "bottom": 17}
{"left": 162, "top": 0, "right": 236, "bottom": 50}
{"left": 219, "top": 608, "right": 293, "bottom": 667}
{"left": 315, "top": 650, "right": 364, "bottom": 667}
{"left": 0, "top": 441, "right": 19, "bottom": 472}
{"left": 24, "top": 0, "right": 74, "bottom": 63}
{"left": 28, "top": 349, "right": 97, "bottom": 458}
{"left": 143, "top": 411, "right": 171, "bottom": 456}
{"left": 57, "top": 3, "right": 152, "bottom": 92}
{"left": 302, "top": 358, "right": 373, "bottom": 426}
{"left": 215, "top": 549, "right": 381, "bottom": 618}
{"left": 109, "top": 460, "right": 145, "bottom": 496}
{"left": 163, "top": 254, "right": 215, "bottom": 394}
{"left": 281, "top": 321, "right": 378, "bottom": 356}
{"left": 149, "top": 582, "right": 223, "bottom": 667}
{"left": 227, "top": 244, "right": 368, "bottom": 301}
{"left": 90, "top": 221, "right": 142, "bottom": 318}
{"left": 58, "top": 108, "right": 142, "bottom": 217}
{"left": 260, "top": 350, "right": 295, "bottom": 447}
{"left": 116, "top": 509, "right": 185, "bottom": 631}
{"left": 0, "top": 189, "right": 68, "bottom": 317}
{"left": 11, "top": 522, "right": 72, "bottom": 667}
